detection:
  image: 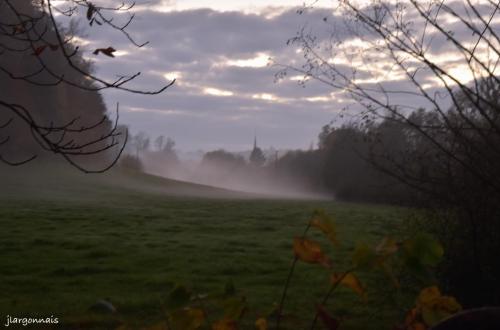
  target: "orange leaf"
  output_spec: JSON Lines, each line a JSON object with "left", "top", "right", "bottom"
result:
{"left": 255, "top": 318, "right": 267, "bottom": 330}
{"left": 331, "top": 272, "right": 366, "bottom": 300}
{"left": 212, "top": 319, "right": 237, "bottom": 330}
{"left": 293, "top": 237, "right": 332, "bottom": 268}
{"left": 404, "top": 307, "right": 419, "bottom": 326}
{"left": 408, "top": 322, "right": 427, "bottom": 330}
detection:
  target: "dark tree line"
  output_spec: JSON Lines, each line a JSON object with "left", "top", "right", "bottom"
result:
{"left": 0, "top": 0, "right": 173, "bottom": 172}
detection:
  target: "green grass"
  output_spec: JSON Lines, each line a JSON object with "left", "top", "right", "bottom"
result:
{"left": 0, "top": 164, "right": 413, "bottom": 329}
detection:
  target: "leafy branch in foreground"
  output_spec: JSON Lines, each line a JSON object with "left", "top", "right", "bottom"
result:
{"left": 275, "top": 209, "right": 459, "bottom": 330}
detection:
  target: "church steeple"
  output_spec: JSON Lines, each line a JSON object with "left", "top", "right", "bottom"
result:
{"left": 250, "top": 133, "right": 266, "bottom": 166}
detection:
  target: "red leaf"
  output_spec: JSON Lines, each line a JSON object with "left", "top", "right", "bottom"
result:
{"left": 32, "top": 45, "right": 47, "bottom": 56}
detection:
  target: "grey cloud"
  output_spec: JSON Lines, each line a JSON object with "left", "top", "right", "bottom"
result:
{"left": 74, "top": 6, "right": 349, "bottom": 150}
{"left": 77, "top": 3, "right": 475, "bottom": 151}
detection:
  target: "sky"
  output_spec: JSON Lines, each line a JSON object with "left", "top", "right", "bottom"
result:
{"left": 69, "top": 0, "right": 346, "bottom": 151}
{"left": 65, "top": 0, "right": 500, "bottom": 152}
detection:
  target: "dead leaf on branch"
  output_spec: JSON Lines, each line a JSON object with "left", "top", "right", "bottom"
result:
{"left": 293, "top": 237, "right": 332, "bottom": 268}
{"left": 93, "top": 47, "right": 116, "bottom": 57}
{"left": 330, "top": 272, "right": 366, "bottom": 300}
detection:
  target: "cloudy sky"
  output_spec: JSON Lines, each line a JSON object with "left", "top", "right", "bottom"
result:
{"left": 67, "top": 0, "right": 348, "bottom": 151}
{"left": 67, "top": 0, "right": 499, "bottom": 151}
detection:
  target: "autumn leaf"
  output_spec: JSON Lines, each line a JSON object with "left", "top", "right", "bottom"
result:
{"left": 212, "top": 319, "right": 238, "bottom": 330}
{"left": 32, "top": 45, "right": 47, "bottom": 56}
{"left": 316, "top": 305, "right": 340, "bottom": 330}
{"left": 417, "top": 286, "right": 441, "bottom": 306}
{"left": 293, "top": 237, "right": 332, "bottom": 268}
{"left": 404, "top": 307, "right": 419, "bottom": 326}
{"left": 93, "top": 47, "right": 116, "bottom": 57}
{"left": 416, "top": 286, "right": 461, "bottom": 327}
{"left": 310, "top": 209, "right": 339, "bottom": 246}
{"left": 255, "top": 318, "right": 267, "bottom": 330}
{"left": 408, "top": 322, "right": 427, "bottom": 330}
{"left": 331, "top": 272, "right": 366, "bottom": 300}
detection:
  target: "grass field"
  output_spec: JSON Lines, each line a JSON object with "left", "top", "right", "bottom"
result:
{"left": 0, "top": 164, "right": 414, "bottom": 329}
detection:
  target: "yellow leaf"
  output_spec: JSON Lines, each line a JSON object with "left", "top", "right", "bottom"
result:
{"left": 293, "top": 237, "right": 332, "bottom": 268}
{"left": 310, "top": 210, "right": 339, "bottom": 246}
{"left": 330, "top": 272, "right": 366, "bottom": 300}
{"left": 416, "top": 286, "right": 462, "bottom": 327}
{"left": 212, "top": 319, "right": 237, "bottom": 330}
{"left": 255, "top": 318, "right": 267, "bottom": 330}
{"left": 435, "top": 296, "right": 461, "bottom": 313}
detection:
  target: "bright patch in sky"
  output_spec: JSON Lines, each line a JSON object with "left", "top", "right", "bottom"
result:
{"left": 252, "top": 93, "right": 279, "bottom": 101}
{"left": 152, "top": 0, "right": 302, "bottom": 12}
{"left": 163, "top": 71, "right": 182, "bottom": 81}
{"left": 226, "top": 53, "right": 270, "bottom": 68}
{"left": 203, "top": 87, "right": 234, "bottom": 97}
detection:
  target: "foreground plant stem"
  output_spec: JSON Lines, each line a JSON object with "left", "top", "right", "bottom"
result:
{"left": 310, "top": 270, "right": 353, "bottom": 330}
{"left": 275, "top": 222, "right": 312, "bottom": 329}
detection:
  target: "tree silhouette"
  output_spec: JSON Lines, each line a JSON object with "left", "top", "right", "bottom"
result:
{"left": 0, "top": 0, "right": 174, "bottom": 172}
{"left": 280, "top": 0, "right": 500, "bottom": 305}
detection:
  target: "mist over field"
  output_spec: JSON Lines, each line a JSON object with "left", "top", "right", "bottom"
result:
{"left": 140, "top": 149, "right": 332, "bottom": 199}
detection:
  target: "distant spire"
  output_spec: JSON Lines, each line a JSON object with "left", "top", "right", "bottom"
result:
{"left": 253, "top": 134, "right": 257, "bottom": 150}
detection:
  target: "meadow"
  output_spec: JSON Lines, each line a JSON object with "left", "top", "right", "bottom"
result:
{"left": 0, "top": 165, "right": 413, "bottom": 329}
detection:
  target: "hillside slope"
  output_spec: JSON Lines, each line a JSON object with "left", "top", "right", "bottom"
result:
{"left": 0, "top": 162, "right": 255, "bottom": 202}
